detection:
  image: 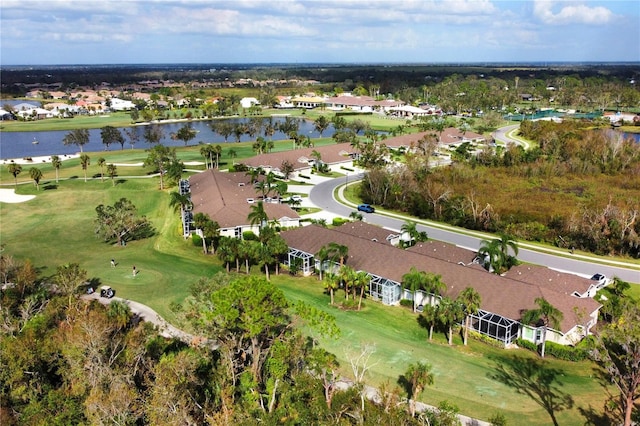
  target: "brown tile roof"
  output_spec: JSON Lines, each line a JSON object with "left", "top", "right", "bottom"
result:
{"left": 331, "top": 221, "right": 399, "bottom": 245}
{"left": 382, "top": 128, "right": 485, "bottom": 149}
{"left": 280, "top": 225, "right": 600, "bottom": 333}
{"left": 504, "top": 264, "right": 596, "bottom": 296}
{"left": 382, "top": 131, "right": 433, "bottom": 149}
{"left": 438, "top": 127, "right": 485, "bottom": 145}
{"left": 189, "top": 170, "right": 299, "bottom": 228}
{"left": 241, "top": 144, "right": 355, "bottom": 171}
{"left": 407, "top": 240, "right": 477, "bottom": 265}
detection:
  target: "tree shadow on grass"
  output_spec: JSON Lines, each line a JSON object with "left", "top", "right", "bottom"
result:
{"left": 488, "top": 354, "right": 573, "bottom": 426}
{"left": 43, "top": 184, "right": 58, "bottom": 190}
{"left": 576, "top": 365, "right": 622, "bottom": 425}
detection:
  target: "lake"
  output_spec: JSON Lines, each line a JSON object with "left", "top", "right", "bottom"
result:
{"left": 0, "top": 117, "right": 332, "bottom": 160}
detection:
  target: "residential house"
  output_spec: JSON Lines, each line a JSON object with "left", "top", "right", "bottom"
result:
{"left": 188, "top": 170, "right": 300, "bottom": 239}
{"left": 280, "top": 223, "right": 601, "bottom": 347}
{"left": 240, "top": 97, "right": 260, "bottom": 109}
{"left": 240, "top": 144, "right": 357, "bottom": 174}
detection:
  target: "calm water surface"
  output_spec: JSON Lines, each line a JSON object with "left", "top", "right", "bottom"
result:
{"left": 0, "top": 117, "right": 330, "bottom": 160}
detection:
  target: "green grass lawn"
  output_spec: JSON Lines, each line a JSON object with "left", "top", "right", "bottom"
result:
{"left": 0, "top": 144, "right": 615, "bottom": 425}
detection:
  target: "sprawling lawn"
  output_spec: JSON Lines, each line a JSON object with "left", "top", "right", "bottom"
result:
{"left": 0, "top": 145, "right": 614, "bottom": 425}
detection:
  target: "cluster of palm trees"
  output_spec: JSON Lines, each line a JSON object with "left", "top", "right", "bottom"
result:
{"left": 406, "top": 271, "right": 481, "bottom": 347}
{"left": 477, "top": 233, "right": 519, "bottom": 274}
{"left": 198, "top": 144, "right": 222, "bottom": 169}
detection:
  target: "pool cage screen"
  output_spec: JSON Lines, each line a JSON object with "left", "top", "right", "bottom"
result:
{"left": 285, "top": 248, "right": 314, "bottom": 275}
{"left": 469, "top": 309, "right": 520, "bottom": 346}
{"left": 369, "top": 274, "right": 401, "bottom": 305}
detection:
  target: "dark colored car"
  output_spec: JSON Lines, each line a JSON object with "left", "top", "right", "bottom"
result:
{"left": 357, "top": 204, "right": 375, "bottom": 213}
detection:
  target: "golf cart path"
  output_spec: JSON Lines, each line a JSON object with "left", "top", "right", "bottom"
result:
{"left": 82, "top": 292, "right": 208, "bottom": 345}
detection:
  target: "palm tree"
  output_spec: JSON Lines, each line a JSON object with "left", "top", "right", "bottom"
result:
{"left": 423, "top": 272, "right": 446, "bottom": 306}
{"left": 402, "top": 267, "right": 428, "bottom": 312}
{"left": 97, "top": 157, "right": 106, "bottom": 182}
{"left": 51, "top": 155, "right": 61, "bottom": 183}
{"left": 315, "top": 245, "right": 330, "bottom": 281}
{"left": 338, "top": 264, "right": 356, "bottom": 301}
{"left": 353, "top": 270, "right": 370, "bottom": 311}
{"left": 216, "top": 237, "right": 237, "bottom": 272}
{"left": 457, "top": 287, "right": 482, "bottom": 346}
{"left": 420, "top": 304, "right": 439, "bottom": 341}
{"left": 212, "top": 144, "right": 222, "bottom": 169}
{"left": 521, "top": 297, "right": 563, "bottom": 358}
{"left": 8, "top": 163, "right": 22, "bottom": 187}
{"left": 403, "top": 362, "right": 434, "bottom": 417}
{"left": 248, "top": 201, "right": 268, "bottom": 230}
{"left": 193, "top": 212, "right": 219, "bottom": 254}
{"left": 169, "top": 191, "right": 192, "bottom": 213}
{"left": 238, "top": 239, "right": 260, "bottom": 274}
{"left": 497, "top": 232, "right": 519, "bottom": 268}
{"left": 314, "top": 115, "right": 330, "bottom": 137}
{"left": 323, "top": 273, "right": 340, "bottom": 305}
{"left": 79, "top": 154, "right": 90, "bottom": 182}
{"left": 29, "top": 167, "right": 43, "bottom": 190}
{"left": 106, "top": 164, "right": 117, "bottom": 186}
{"left": 349, "top": 211, "right": 363, "bottom": 221}
{"left": 400, "top": 220, "right": 428, "bottom": 247}
{"left": 479, "top": 234, "right": 519, "bottom": 274}
{"left": 327, "top": 242, "right": 348, "bottom": 268}
{"left": 273, "top": 181, "right": 288, "bottom": 201}
{"left": 438, "top": 296, "right": 464, "bottom": 345}
{"left": 477, "top": 238, "right": 506, "bottom": 274}
{"left": 199, "top": 144, "right": 212, "bottom": 169}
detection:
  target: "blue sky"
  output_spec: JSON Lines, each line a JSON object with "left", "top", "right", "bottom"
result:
{"left": 1, "top": 0, "right": 638, "bottom": 65}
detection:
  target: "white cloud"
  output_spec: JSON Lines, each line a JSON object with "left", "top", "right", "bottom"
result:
{"left": 533, "top": 0, "right": 614, "bottom": 25}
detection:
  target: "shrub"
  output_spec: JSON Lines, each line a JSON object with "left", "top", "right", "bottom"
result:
{"left": 544, "top": 341, "right": 589, "bottom": 361}
{"left": 515, "top": 338, "right": 538, "bottom": 352}
{"left": 332, "top": 217, "right": 349, "bottom": 227}
{"left": 469, "top": 330, "right": 505, "bottom": 348}
{"left": 399, "top": 299, "right": 413, "bottom": 308}
{"left": 192, "top": 234, "right": 202, "bottom": 247}
{"left": 339, "top": 299, "right": 359, "bottom": 311}
{"left": 243, "top": 231, "right": 258, "bottom": 241}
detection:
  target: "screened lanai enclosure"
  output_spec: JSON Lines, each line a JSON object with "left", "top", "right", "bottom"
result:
{"left": 469, "top": 309, "right": 520, "bottom": 346}
{"left": 369, "top": 274, "right": 402, "bottom": 305}
{"left": 285, "top": 248, "right": 314, "bottom": 275}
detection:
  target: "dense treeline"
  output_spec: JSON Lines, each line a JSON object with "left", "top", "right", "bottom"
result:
{"left": 3, "top": 64, "right": 639, "bottom": 116}
{"left": 359, "top": 120, "right": 640, "bottom": 257}
{"left": 1, "top": 258, "right": 458, "bottom": 425}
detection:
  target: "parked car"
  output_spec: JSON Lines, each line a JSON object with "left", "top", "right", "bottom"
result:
{"left": 100, "top": 285, "right": 115, "bottom": 298}
{"left": 357, "top": 203, "right": 375, "bottom": 213}
{"left": 290, "top": 195, "right": 303, "bottom": 202}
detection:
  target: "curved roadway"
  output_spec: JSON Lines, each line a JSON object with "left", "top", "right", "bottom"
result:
{"left": 309, "top": 176, "right": 639, "bottom": 285}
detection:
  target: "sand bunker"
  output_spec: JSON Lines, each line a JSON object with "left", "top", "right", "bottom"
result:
{"left": 0, "top": 188, "right": 36, "bottom": 203}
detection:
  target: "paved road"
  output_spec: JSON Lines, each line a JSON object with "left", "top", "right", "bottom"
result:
{"left": 309, "top": 175, "right": 640, "bottom": 284}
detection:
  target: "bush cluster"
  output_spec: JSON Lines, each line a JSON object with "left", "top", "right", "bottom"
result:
{"left": 192, "top": 234, "right": 202, "bottom": 247}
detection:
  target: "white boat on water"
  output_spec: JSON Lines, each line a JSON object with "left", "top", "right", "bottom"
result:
{"left": 32, "top": 138, "right": 39, "bottom": 144}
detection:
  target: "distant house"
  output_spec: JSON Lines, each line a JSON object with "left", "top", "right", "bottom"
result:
{"left": 438, "top": 127, "right": 486, "bottom": 146}
{"left": 240, "top": 97, "right": 260, "bottom": 109}
{"left": 280, "top": 223, "right": 601, "bottom": 347}
{"left": 240, "top": 144, "right": 356, "bottom": 173}
{"left": 188, "top": 170, "right": 300, "bottom": 238}
{"left": 109, "top": 97, "right": 136, "bottom": 111}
